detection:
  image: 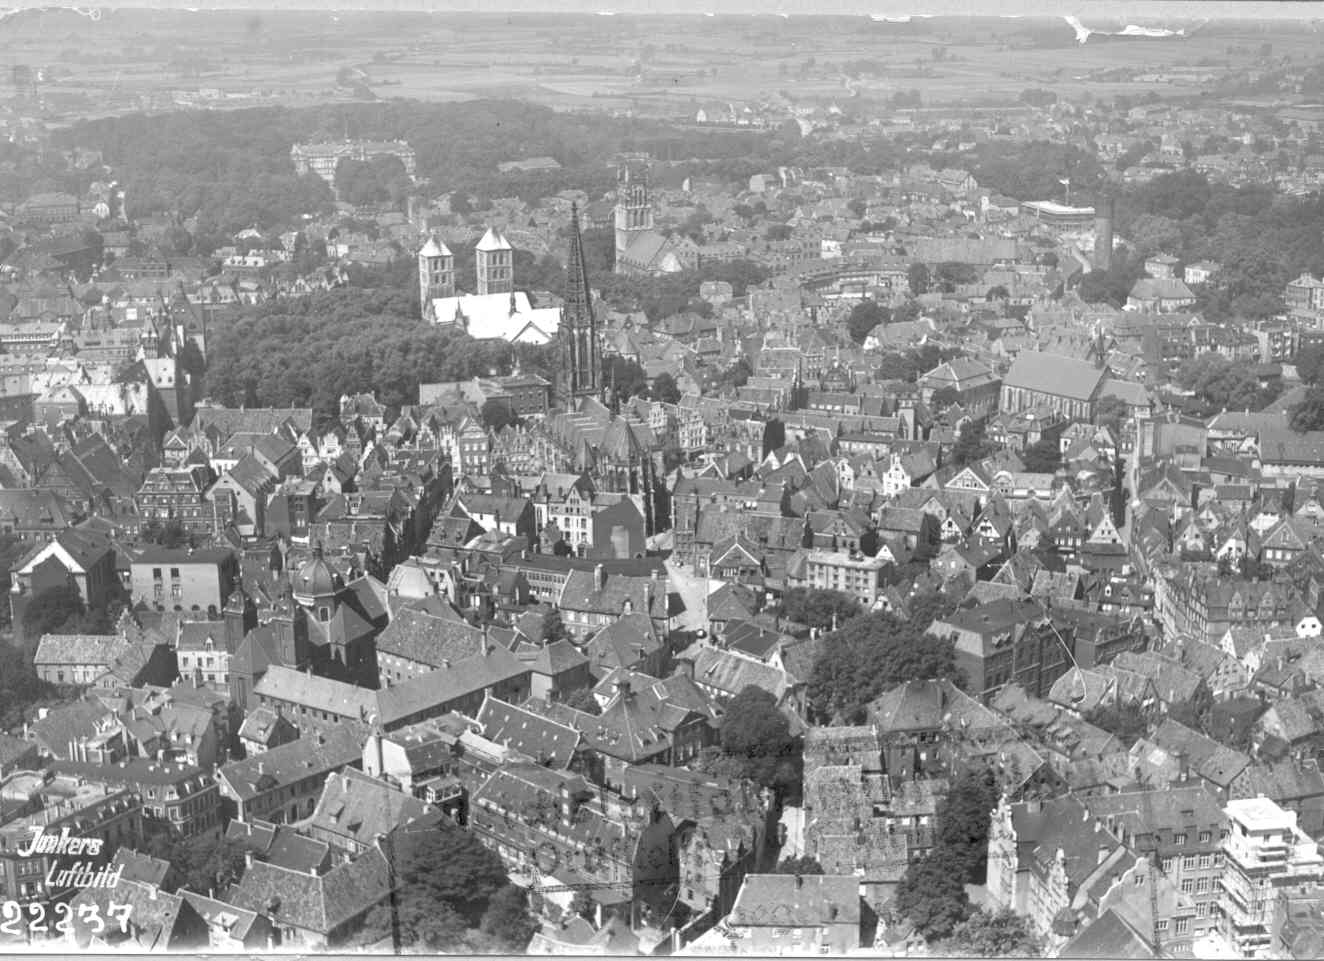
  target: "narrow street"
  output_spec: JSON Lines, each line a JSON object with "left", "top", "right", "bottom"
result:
{"left": 664, "top": 555, "right": 714, "bottom": 635}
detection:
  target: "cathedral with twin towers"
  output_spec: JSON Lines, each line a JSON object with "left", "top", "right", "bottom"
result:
{"left": 414, "top": 155, "right": 684, "bottom": 410}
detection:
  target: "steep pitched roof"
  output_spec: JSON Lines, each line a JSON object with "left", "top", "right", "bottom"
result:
{"left": 1002, "top": 350, "right": 1107, "bottom": 403}
{"left": 475, "top": 694, "right": 580, "bottom": 768}
{"left": 228, "top": 847, "right": 392, "bottom": 935}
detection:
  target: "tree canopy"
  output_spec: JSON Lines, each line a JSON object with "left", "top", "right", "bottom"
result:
{"left": 777, "top": 588, "right": 861, "bottom": 631}
{"left": 359, "top": 823, "right": 526, "bottom": 952}
{"left": 1177, "top": 351, "right": 1279, "bottom": 414}
{"left": 1020, "top": 436, "right": 1061, "bottom": 473}
{"left": 204, "top": 274, "right": 538, "bottom": 426}
{"left": 941, "top": 908, "right": 1043, "bottom": 958}
{"left": 951, "top": 419, "right": 993, "bottom": 467}
{"left": 719, "top": 685, "right": 801, "bottom": 792}
{"left": 0, "top": 639, "right": 62, "bottom": 730}
{"left": 807, "top": 612, "right": 959, "bottom": 724}
{"left": 22, "top": 584, "right": 88, "bottom": 642}
{"left": 893, "top": 767, "right": 1000, "bottom": 943}
{"left": 894, "top": 846, "right": 970, "bottom": 942}
{"left": 847, "top": 300, "right": 889, "bottom": 345}
{"left": 935, "top": 767, "right": 1000, "bottom": 885}
{"left": 651, "top": 371, "right": 682, "bottom": 405}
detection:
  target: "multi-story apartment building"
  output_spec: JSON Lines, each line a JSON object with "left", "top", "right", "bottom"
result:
{"left": 928, "top": 599, "right": 1074, "bottom": 702}
{"left": 794, "top": 548, "right": 889, "bottom": 607}
{"left": 129, "top": 547, "right": 239, "bottom": 616}
{"left": 52, "top": 759, "right": 221, "bottom": 842}
{"left": 1285, "top": 273, "right": 1324, "bottom": 326}
{"left": 217, "top": 728, "right": 364, "bottom": 825}
{"left": 134, "top": 465, "right": 216, "bottom": 536}
{"left": 1218, "top": 797, "right": 1324, "bottom": 958}
{"left": 1086, "top": 785, "right": 1226, "bottom": 941}
{"left": 533, "top": 472, "right": 596, "bottom": 554}
{"left": 1155, "top": 568, "right": 1297, "bottom": 646}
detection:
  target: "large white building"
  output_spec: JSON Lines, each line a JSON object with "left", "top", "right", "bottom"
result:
{"left": 1217, "top": 797, "right": 1324, "bottom": 958}
{"left": 418, "top": 228, "right": 560, "bottom": 344}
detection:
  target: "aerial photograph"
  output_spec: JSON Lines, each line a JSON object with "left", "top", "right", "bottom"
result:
{"left": 4, "top": 0, "right": 1324, "bottom": 956}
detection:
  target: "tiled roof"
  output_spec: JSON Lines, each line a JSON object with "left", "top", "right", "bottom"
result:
{"left": 374, "top": 606, "right": 483, "bottom": 667}
{"left": 253, "top": 666, "right": 376, "bottom": 720}
{"left": 1002, "top": 350, "right": 1107, "bottom": 402}
{"left": 309, "top": 768, "right": 441, "bottom": 847}
{"left": 224, "top": 818, "right": 332, "bottom": 874}
{"left": 685, "top": 645, "right": 793, "bottom": 700}
{"left": 729, "top": 874, "right": 860, "bottom": 928}
{"left": 218, "top": 726, "right": 364, "bottom": 801}
{"left": 34, "top": 633, "right": 131, "bottom": 667}
{"left": 229, "top": 847, "right": 392, "bottom": 935}
{"left": 376, "top": 646, "right": 530, "bottom": 726}
{"left": 476, "top": 695, "right": 580, "bottom": 768}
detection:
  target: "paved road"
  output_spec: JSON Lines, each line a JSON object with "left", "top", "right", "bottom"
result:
{"left": 665, "top": 556, "right": 713, "bottom": 634}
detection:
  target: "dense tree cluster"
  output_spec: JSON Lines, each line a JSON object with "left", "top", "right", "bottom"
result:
{"left": 0, "top": 638, "right": 61, "bottom": 730}
{"left": 592, "top": 259, "right": 770, "bottom": 323}
{"left": 876, "top": 342, "right": 957, "bottom": 383}
{"left": 951, "top": 419, "right": 993, "bottom": 467}
{"left": 358, "top": 824, "right": 535, "bottom": 953}
{"left": 51, "top": 101, "right": 772, "bottom": 241}
{"left": 806, "top": 611, "right": 959, "bottom": 723}
{"left": 1020, "top": 436, "right": 1061, "bottom": 473}
{"left": 334, "top": 155, "right": 412, "bottom": 207}
{"left": 893, "top": 768, "right": 1001, "bottom": 942}
{"left": 776, "top": 588, "right": 862, "bottom": 631}
{"left": 847, "top": 300, "right": 889, "bottom": 345}
{"left": 21, "top": 583, "right": 112, "bottom": 642}
{"left": 1176, "top": 351, "right": 1280, "bottom": 415}
{"left": 1112, "top": 171, "right": 1324, "bottom": 321}
{"left": 717, "top": 686, "right": 802, "bottom": 796}
{"left": 941, "top": 908, "right": 1043, "bottom": 958}
{"left": 203, "top": 279, "right": 542, "bottom": 427}
{"left": 1075, "top": 249, "right": 1147, "bottom": 308}
{"left": 956, "top": 141, "right": 1106, "bottom": 202}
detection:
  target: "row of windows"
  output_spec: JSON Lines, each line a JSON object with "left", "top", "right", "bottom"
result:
{"left": 1155, "top": 918, "right": 1192, "bottom": 935}
{"left": 1162, "top": 851, "right": 1221, "bottom": 872}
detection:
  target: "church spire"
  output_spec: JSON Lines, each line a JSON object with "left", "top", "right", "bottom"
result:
{"left": 562, "top": 203, "right": 600, "bottom": 407}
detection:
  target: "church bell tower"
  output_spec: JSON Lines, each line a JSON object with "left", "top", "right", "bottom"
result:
{"left": 417, "top": 234, "right": 454, "bottom": 321}
{"left": 613, "top": 156, "right": 654, "bottom": 273}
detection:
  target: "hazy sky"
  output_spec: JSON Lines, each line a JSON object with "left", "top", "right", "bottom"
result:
{"left": 14, "top": 0, "right": 1324, "bottom": 17}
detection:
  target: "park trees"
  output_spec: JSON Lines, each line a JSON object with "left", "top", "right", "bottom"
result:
{"left": 777, "top": 588, "right": 861, "bottom": 631}
{"left": 719, "top": 686, "right": 801, "bottom": 793}
{"left": 806, "top": 612, "right": 959, "bottom": 723}
{"left": 359, "top": 823, "right": 531, "bottom": 952}
{"left": 847, "top": 300, "right": 889, "bottom": 345}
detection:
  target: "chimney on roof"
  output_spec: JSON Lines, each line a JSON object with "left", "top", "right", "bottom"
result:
{"left": 594, "top": 563, "right": 606, "bottom": 592}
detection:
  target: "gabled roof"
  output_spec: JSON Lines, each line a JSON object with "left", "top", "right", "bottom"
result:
{"left": 1002, "top": 350, "right": 1107, "bottom": 403}
{"left": 228, "top": 846, "right": 392, "bottom": 935}
{"left": 374, "top": 606, "right": 483, "bottom": 668}
{"left": 308, "top": 768, "right": 441, "bottom": 848}
{"left": 218, "top": 726, "right": 364, "bottom": 801}
{"left": 475, "top": 694, "right": 580, "bottom": 769}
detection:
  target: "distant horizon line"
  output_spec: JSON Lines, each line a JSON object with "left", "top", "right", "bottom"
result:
{"left": 4, "top": 0, "right": 1324, "bottom": 18}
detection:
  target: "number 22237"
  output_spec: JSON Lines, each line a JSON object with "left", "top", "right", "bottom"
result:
{"left": 0, "top": 901, "right": 132, "bottom": 937}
